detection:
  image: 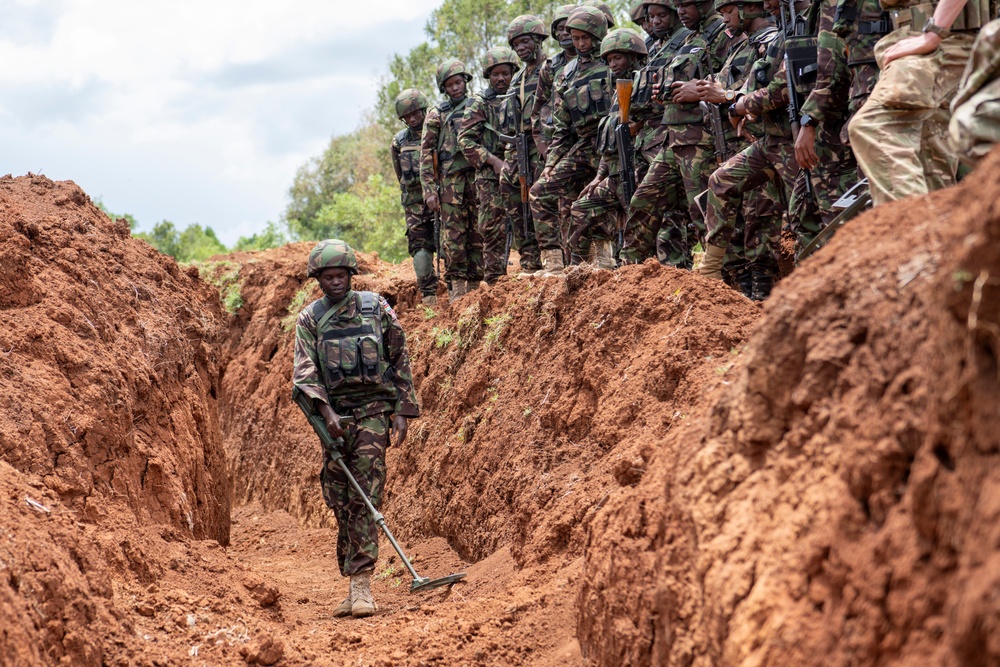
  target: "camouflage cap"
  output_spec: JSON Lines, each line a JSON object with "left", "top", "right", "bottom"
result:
{"left": 630, "top": 1, "right": 648, "bottom": 22}
{"left": 714, "top": 0, "right": 767, "bottom": 14}
{"left": 435, "top": 59, "right": 473, "bottom": 93}
{"left": 566, "top": 6, "right": 610, "bottom": 42}
{"left": 482, "top": 46, "right": 521, "bottom": 79}
{"left": 507, "top": 14, "right": 549, "bottom": 45}
{"left": 394, "top": 88, "right": 429, "bottom": 119}
{"left": 600, "top": 28, "right": 649, "bottom": 58}
{"left": 643, "top": 0, "right": 679, "bottom": 9}
{"left": 307, "top": 240, "right": 359, "bottom": 278}
{"left": 550, "top": 4, "right": 578, "bottom": 38}
{"left": 582, "top": 0, "right": 617, "bottom": 27}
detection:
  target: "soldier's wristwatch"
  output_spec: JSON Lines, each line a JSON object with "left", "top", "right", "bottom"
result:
{"left": 724, "top": 89, "right": 737, "bottom": 102}
{"left": 800, "top": 114, "right": 817, "bottom": 128}
{"left": 922, "top": 17, "right": 950, "bottom": 38}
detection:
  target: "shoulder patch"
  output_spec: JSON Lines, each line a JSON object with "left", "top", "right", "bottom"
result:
{"left": 378, "top": 296, "right": 398, "bottom": 322}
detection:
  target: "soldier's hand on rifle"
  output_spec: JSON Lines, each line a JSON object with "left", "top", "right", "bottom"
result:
{"left": 696, "top": 80, "right": 727, "bottom": 104}
{"left": 670, "top": 80, "right": 702, "bottom": 104}
{"left": 318, "top": 403, "right": 345, "bottom": 439}
{"left": 794, "top": 125, "right": 819, "bottom": 170}
{"left": 390, "top": 414, "right": 408, "bottom": 447}
{"left": 426, "top": 192, "right": 441, "bottom": 213}
{"left": 628, "top": 120, "right": 643, "bottom": 137}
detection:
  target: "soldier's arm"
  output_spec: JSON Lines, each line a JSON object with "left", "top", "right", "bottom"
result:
{"left": 390, "top": 137, "right": 404, "bottom": 183}
{"left": 742, "top": 58, "right": 789, "bottom": 116}
{"left": 420, "top": 107, "right": 442, "bottom": 201}
{"left": 381, "top": 306, "right": 420, "bottom": 418}
{"left": 533, "top": 62, "right": 554, "bottom": 120}
{"left": 545, "top": 85, "right": 574, "bottom": 169}
{"left": 293, "top": 308, "right": 330, "bottom": 407}
{"left": 801, "top": 0, "right": 850, "bottom": 123}
{"left": 458, "top": 98, "right": 492, "bottom": 170}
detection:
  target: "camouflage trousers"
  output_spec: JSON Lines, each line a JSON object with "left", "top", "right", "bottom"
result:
{"left": 475, "top": 172, "right": 509, "bottom": 284}
{"left": 319, "top": 413, "right": 390, "bottom": 577}
{"left": 723, "top": 184, "right": 784, "bottom": 278}
{"left": 787, "top": 120, "right": 858, "bottom": 253}
{"left": 621, "top": 143, "right": 713, "bottom": 268}
{"left": 500, "top": 161, "right": 541, "bottom": 271}
{"left": 848, "top": 29, "right": 976, "bottom": 207}
{"left": 705, "top": 135, "right": 798, "bottom": 252}
{"left": 529, "top": 150, "right": 596, "bottom": 251}
{"left": 440, "top": 170, "right": 484, "bottom": 282}
{"left": 568, "top": 174, "right": 623, "bottom": 262}
{"left": 404, "top": 202, "right": 438, "bottom": 296}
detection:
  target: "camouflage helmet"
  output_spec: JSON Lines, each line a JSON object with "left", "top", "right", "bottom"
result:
{"left": 600, "top": 28, "right": 649, "bottom": 59}
{"left": 582, "top": 0, "right": 617, "bottom": 27}
{"left": 394, "top": 88, "right": 429, "bottom": 119}
{"left": 550, "top": 4, "right": 578, "bottom": 39}
{"left": 714, "top": 0, "right": 767, "bottom": 16}
{"left": 630, "top": 1, "right": 648, "bottom": 23}
{"left": 307, "top": 240, "right": 359, "bottom": 278}
{"left": 481, "top": 46, "right": 521, "bottom": 79}
{"left": 507, "top": 14, "right": 548, "bottom": 45}
{"left": 435, "top": 58, "right": 473, "bottom": 93}
{"left": 566, "top": 6, "right": 610, "bottom": 42}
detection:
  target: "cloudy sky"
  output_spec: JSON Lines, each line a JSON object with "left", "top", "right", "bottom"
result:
{"left": 0, "top": 0, "right": 439, "bottom": 245}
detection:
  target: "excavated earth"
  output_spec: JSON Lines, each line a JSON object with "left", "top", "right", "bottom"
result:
{"left": 1, "top": 143, "right": 1000, "bottom": 666}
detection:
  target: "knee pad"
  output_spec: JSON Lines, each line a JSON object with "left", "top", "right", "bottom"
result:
{"left": 413, "top": 249, "right": 434, "bottom": 278}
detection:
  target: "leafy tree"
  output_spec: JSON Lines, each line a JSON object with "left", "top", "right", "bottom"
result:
{"left": 94, "top": 198, "right": 138, "bottom": 231}
{"left": 234, "top": 221, "right": 288, "bottom": 252}
{"left": 135, "top": 220, "right": 228, "bottom": 263}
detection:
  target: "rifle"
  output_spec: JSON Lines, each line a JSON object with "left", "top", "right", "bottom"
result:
{"left": 615, "top": 78, "right": 637, "bottom": 250}
{"left": 780, "top": 0, "right": 814, "bottom": 196}
{"left": 695, "top": 55, "right": 736, "bottom": 167}
{"left": 795, "top": 178, "right": 870, "bottom": 261}
{"left": 496, "top": 91, "right": 535, "bottom": 242}
{"left": 432, "top": 152, "right": 442, "bottom": 275}
{"left": 504, "top": 216, "right": 514, "bottom": 267}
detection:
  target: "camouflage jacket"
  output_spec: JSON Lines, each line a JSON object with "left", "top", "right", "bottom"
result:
{"left": 662, "top": 14, "right": 734, "bottom": 146}
{"left": 458, "top": 87, "right": 507, "bottom": 177}
{"left": 391, "top": 126, "right": 425, "bottom": 208}
{"left": 535, "top": 51, "right": 574, "bottom": 146}
{"left": 293, "top": 290, "right": 420, "bottom": 419}
{"left": 799, "top": 0, "right": 851, "bottom": 124}
{"left": 546, "top": 52, "right": 612, "bottom": 169}
{"left": 596, "top": 67, "right": 643, "bottom": 176}
{"left": 500, "top": 59, "right": 546, "bottom": 164}
{"left": 721, "top": 24, "right": 777, "bottom": 139}
{"left": 419, "top": 96, "right": 473, "bottom": 200}
{"left": 633, "top": 23, "right": 693, "bottom": 154}
{"left": 742, "top": 30, "right": 792, "bottom": 138}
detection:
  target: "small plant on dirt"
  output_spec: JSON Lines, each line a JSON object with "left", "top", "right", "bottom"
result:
{"left": 419, "top": 305, "right": 437, "bottom": 320}
{"left": 375, "top": 564, "right": 397, "bottom": 581}
{"left": 281, "top": 286, "right": 313, "bottom": 333}
{"left": 439, "top": 377, "right": 452, "bottom": 393}
{"left": 484, "top": 313, "right": 512, "bottom": 351}
{"left": 953, "top": 269, "right": 974, "bottom": 290}
{"left": 432, "top": 326, "right": 457, "bottom": 348}
{"left": 715, "top": 363, "right": 733, "bottom": 376}
{"left": 523, "top": 406, "right": 533, "bottom": 418}
{"left": 195, "top": 260, "right": 244, "bottom": 314}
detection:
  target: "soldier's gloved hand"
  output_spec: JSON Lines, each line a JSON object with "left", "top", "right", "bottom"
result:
{"left": 390, "top": 415, "right": 408, "bottom": 447}
{"left": 794, "top": 125, "right": 819, "bottom": 170}
{"left": 426, "top": 193, "right": 441, "bottom": 213}
{"left": 318, "top": 403, "right": 345, "bottom": 439}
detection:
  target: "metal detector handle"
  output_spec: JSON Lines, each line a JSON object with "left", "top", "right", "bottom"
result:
{"left": 290, "top": 388, "right": 424, "bottom": 584}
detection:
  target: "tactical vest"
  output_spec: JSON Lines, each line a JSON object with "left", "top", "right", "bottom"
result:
{"left": 878, "top": 0, "right": 994, "bottom": 31}
{"left": 394, "top": 128, "right": 422, "bottom": 189}
{"left": 634, "top": 25, "right": 693, "bottom": 124}
{"left": 560, "top": 56, "right": 612, "bottom": 137}
{"left": 662, "top": 17, "right": 729, "bottom": 126}
{"left": 834, "top": 0, "right": 895, "bottom": 65}
{"left": 504, "top": 63, "right": 541, "bottom": 134}
{"left": 435, "top": 97, "right": 472, "bottom": 174}
{"left": 473, "top": 88, "right": 507, "bottom": 158}
{"left": 310, "top": 291, "right": 394, "bottom": 398}
{"left": 596, "top": 71, "right": 640, "bottom": 160}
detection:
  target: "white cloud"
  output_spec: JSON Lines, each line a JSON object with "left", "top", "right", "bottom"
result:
{"left": 0, "top": 0, "right": 439, "bottom": 245}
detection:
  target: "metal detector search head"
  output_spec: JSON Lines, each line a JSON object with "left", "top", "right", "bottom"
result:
{"left": 411, "top": 573, "right": 468, "bottom": 593}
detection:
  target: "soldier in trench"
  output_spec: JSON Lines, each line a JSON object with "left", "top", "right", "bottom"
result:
{"left": 292, "top": 240, "right": 420, "bottom": 618}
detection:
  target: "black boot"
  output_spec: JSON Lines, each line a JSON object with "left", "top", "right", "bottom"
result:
{"left": 750, "top": 269, "right": 774, "bottom": 301}
{"left": 735, "top": 270, "right": 753, "bottom": 299}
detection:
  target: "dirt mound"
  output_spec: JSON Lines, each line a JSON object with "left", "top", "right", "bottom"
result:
{"left": 577, "top": 151, "right": 1000, "bottom": 665}
{"left": 0, "top": 175, "right": 232, "bottom": 663}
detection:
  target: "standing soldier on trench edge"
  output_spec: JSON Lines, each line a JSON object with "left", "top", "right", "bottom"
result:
{"left": 391, "top": 89, "right": 439, "bottom": 305}
{"left": 293, "top": 239, "right": 420, "bottom": 619}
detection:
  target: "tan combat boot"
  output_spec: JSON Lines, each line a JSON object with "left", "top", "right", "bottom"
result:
{"left": 539, "top": 248, "right": 566, "bottom": 277}
{"left": 698, "top": 243, "right": 727, "bottom": 280}
{"left": 421, "top": 294, "right": 437, "bottom": 306}
{"left": 332, "top": 580, "right": 352, "bottom": 618}
{"left": 350, "top": 571, "right": 375, "bottom": 617}
{"left": 447, "top": 280, "right": 466, "bottom": 301}
{"left": 593, "top": 240, "right": 617, "bottom": 270}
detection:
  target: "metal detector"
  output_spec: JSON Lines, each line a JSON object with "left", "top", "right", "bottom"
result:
{"left": 292, "top": 388, "right": 467, "bottom": 593}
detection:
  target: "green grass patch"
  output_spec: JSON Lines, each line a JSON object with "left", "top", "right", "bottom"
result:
{"left": 193, "top": 260, "right": 244, "bottom": 314}
{"left": 483, "top": 313, "right": 512, "bottom": 350}
{"left": 281, "top": 286, "right": 313, "bottom": 332}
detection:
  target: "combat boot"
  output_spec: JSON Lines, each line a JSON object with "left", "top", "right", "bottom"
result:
{"left": 734, "top": 270, "right": 753, "bottom": 299}
{"left": 697, "top": 244, "right": 726, "bottom": 280}
{"left": 332, "top": 580, "right": 353, "bottom": 618}
{"left": 751, "top": 269, "right": 774, "bottom": 302}
{"left": 421, "top": 294, "right": 437, "bottom": 306}
{"left": 448, "top": 280, "right": 466, "bottom": 301}
{"left": 592, "top": 240, "right": 617, "bottom": 270}
{"left": 539, "top": 248, "right": 566, "bottom": 277}
{"left": 350, "top": 571, "right": 375, "bottom": 617}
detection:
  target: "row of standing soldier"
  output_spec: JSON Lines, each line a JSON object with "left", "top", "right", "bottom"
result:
{"left": 390, "top": 0, "right": 996, "bottom": 305}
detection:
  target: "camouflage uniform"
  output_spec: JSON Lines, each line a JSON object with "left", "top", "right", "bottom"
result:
{"left": 847, "top": 0, "right": 993, "bottom": 206}
{"left": 529, "top": 7, "right": 613, "bottom": 271}
{"left": 620, "top": 6, "right": 733, "bottom": 267}
{"left": 293, "top": 242, "right": 420, "bottom": 578}
{"left": 459, "top": 48, "right": 520, "bottom": 284}
{"left": 950, "top": 17, "right": 1000, "bottom": 165}
{"left": 391, "top": 89, "right": 437, "bottom": 297}
{"left": 420, "top": 61, "right": 483, "bottom": 285}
